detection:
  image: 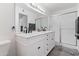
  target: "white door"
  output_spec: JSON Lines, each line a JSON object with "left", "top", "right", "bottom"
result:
{"left": 60, "top": 12, "right": 77, "bottom": 45}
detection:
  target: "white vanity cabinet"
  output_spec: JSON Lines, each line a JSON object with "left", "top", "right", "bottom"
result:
{"left": 44, "top": 33, "right": 55, "bottom": 55}
{"left": 16, "top": 40, "right": 45, "bottom": 56}
{"left": 16, "top": 31, "right": 55, "bottom": 56}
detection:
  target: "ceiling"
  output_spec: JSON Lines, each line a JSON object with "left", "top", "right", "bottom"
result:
{"left": 36, "top": 3, "right": 77, "bottom": 15}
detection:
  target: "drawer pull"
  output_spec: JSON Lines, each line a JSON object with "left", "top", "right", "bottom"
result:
{"left": 46, "top": 44, "right": 48, "bottom": 46}
{"left": 38, "top": 47, "right": 40, "bottom": 50}
{"left": 47, "top": 49, "right": 48, "bottom": 51}
{"left": 52, "top": 38, "right": 53, "bottom": 40}
{"left": 47, "top": 35, "right": 48, "bottom": 36}
{"left": 47, "top": 39, "right": 48, "bottom": 40}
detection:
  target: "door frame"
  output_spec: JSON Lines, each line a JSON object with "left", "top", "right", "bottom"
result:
{"left": 58, "top": 11, "right": 78, "bottom": 49}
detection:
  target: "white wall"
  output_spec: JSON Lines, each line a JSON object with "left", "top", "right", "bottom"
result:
{"left": 77, "top": 4, "right": 79, "bottom": 16}
{"left": 48, "top": 16, "right": 54, "bottom": 31}
{"left": 53, "top": 6, "right": 77, "bottom": 16}
{"left": 0, "top": 3, "right": 15, "bottom": 37}
{"left": 15, "top": 3, "right": 42, "bottom": 33}
{"left": 49, "top": 15, "right": 61, "bottom": 44}
{"left": 16, "top": 3, "right": 38, "bottom": 24}
{"left": 0, "top": 3, "right": 16, "bottom": 56}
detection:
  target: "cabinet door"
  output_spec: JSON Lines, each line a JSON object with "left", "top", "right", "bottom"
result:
{"left": 16, "top": 40, "right": 36, "bottom": 56}
{"left": 17, "top": 39, "right": 45, "bottom": 56}
{"left": 22, "top": 40, "right": 45, "bottom": 56}
{"left": 34, "top": 40, "right": 45, "bottom": 56}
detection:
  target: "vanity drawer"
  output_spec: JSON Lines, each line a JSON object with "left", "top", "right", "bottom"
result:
{"left": 16, "top": 41, "right": 35, "bottom": 56}
{"left": 49, "top": 32, "right": 55, "bottom": 40}
{"left": 16, "top": 38, "right": 45, "bottom": 56}
{"left": 16, "top": 34, "right": 47, "bottom": 45}
{"left": 33, "top": 40, "right": 45, "bottom": 56}
{"left": 16, "top": 36, "right": 37, "bottom": 46}
{"left": 77, "top": 40, "right": 79, "bottom": 46}
{"left": 31, "top": 34, "right": 48, "bottom": 41}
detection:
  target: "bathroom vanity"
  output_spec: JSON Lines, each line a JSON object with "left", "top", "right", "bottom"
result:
{"left": 16, "top": 31, "right": 55, "bottom": 56}
{"left": 15, "top": 5, "right": 55, "bottom": 56}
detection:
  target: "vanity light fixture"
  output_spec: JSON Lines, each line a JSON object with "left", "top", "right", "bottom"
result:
{"left": 26, "top": 3, "right": 46, "bottom": 15}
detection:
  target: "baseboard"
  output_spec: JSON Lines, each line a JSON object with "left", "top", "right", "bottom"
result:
{"left": 55, "top": 41, "right": 61, "bottom": 46}
{"left": 61, "top": 43, "right": 77, "bottom": 50}
{"left": 55, "top": 41, "right": 77, "bottom": 49}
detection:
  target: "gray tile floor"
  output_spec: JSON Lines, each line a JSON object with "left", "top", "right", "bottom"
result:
{"left": 48, "top": 45, "right": 79, "bottom": 56}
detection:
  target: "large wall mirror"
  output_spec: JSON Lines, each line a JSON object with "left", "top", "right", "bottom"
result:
{"left": 15, "top": 8, "right": 36, "bottom": 33}
{"left": 19, "top": 13, "right": 36, "bottom": 33}
{"left": 35, "top": 16, "right": 49, "bottom": 31}
{"left": 19, "top": 13, "right": 28, "bottom": 33}
{"left": 15, "top": 5, "right": 37, "bottom": 33}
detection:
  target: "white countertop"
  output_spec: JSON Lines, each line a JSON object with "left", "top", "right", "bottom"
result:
{"left": 16, "top": 31, "right": 54, "bottom": 38}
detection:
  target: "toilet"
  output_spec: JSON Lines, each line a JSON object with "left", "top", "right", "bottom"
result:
{"left": 0, "top": 40, "right": 11, "bottom": 56}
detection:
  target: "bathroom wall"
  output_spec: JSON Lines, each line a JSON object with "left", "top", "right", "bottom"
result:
{"left": 0, "top": 3, "right": 15, "bottom": 38}
{"left": 15, "top": 3, "right": 42, "bottom": 33}
{"left": 16, "top": 3, "right": 40, "bottom": 24}
{"left": 0, "top": 3, "right": 16, "bottom": 55}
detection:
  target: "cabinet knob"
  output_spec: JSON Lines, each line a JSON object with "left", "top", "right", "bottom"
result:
{"left": 52, "top": 38, "right": 53, "bottom": 40}
{"left": 47, "top": 35, "right": 48, "bottom": 36}
{"left": 46, "top": 44, "right": 48, "bottom": 46}
{"left": 47, "top": 39, "right": 48, "bottom": 40}
{"left": 38, "top": 47, "right": 40, "bottom": 50}
{"left": 47, "top": 49, "right": 48, "bottom": 51}
{"left": 22, "top": 9, "right": 24, "bottom": 12}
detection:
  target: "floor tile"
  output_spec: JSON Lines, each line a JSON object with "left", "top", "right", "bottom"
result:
{"left": 48, "top": 45, "right": 79, "bottom": 56}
